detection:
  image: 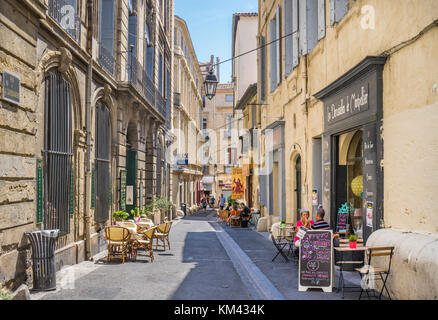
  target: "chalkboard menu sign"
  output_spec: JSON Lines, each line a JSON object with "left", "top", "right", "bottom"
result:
{"left": 362, "top": 123, "right": 377, "bottom": 235}
{"left": 299, "top": 230, "right": 333, "bottom": 292}
{"left": 336, "top": 203, "right": 352, "bottom": 233}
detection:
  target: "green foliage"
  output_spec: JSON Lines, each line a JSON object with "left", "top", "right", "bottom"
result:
{"left": 112, "top": 210, "right": 129, "bottom": 220}
{"left": 146, "top": 197, "right": 173, "bottom": 213}
{"left": 349, "top": 234, "right": 358, "bottom": 242}
{"left": 130, "top": 207, "right": 141, "bottom": 217}
{"left": 1, "top": 289, "right": 12, "bottom": 300}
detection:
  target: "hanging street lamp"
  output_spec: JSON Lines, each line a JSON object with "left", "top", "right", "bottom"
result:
{"left": 204, "top": 69, "right": 219, "bottom": 100}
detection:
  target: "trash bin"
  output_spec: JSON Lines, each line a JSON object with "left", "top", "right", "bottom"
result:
{"left": 181, "top": 203, "right": 187, "bottom": 216}
{"left": 26, "top": 230, "right": 59, "bottom": 291}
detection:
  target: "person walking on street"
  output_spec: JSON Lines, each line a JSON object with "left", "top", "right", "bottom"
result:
{"left": 201, "top": 196, "right": 207, "bottom": 212}
{"left": 219, "top": 194, "right": 226, "bottom": 210}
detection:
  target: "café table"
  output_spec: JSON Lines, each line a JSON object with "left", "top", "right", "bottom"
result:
{"left": 272, "top": 225, "right": 295, "bottom": 263}
{"left": 334, "top": 246, "right": 367, "bottom": 299}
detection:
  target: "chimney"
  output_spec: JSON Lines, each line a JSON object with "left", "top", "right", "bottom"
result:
{"left": 216, "top": 57, "right": 220, "bottom": 83}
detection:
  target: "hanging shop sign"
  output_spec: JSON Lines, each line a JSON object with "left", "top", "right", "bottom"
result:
{"left": 2, "top": 70, "right": 21, "bottom": 105}
{"left": 231, "top": 168, "right": 245, "bottom": 200}
{"left": 312, "top": 189, "right": 319, "bottom": 206}
{"left": 299, "top": 230, "right": 333, "bottom": 293}
{"left": 120, "top": 170, "right": 127, "bottom": 211}
{"left": 126, "top": 185, "right": 134, "bottom": 206}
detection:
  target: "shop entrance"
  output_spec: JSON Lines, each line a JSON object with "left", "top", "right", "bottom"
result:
{"left": 335, "top": 129, "right": 364, "bottom": 237}
{"left": 295, "top": 155, "right": 302, "bottom": 221}
{"left": 126, "top": 122, "right": 137, "bottom": 215}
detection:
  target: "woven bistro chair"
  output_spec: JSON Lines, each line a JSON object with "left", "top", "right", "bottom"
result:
{"left": 132, "top": 227, "right": 157, "bottom": 262}
{"left": 105, "top": 226, "right": 131, "bottom": 264}
{"left": 153, "top": 221, "right": 173, "bottom": 251}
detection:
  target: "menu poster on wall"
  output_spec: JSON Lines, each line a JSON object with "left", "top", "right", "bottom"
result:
{"left": 126, "top": 186, "right": 134, "bottom": 206}
{"left": 322, "top": 136, "right": 331, "bottom": 217}
{"left": 366, "top": 202, "right": 374, "bottom": 228}
{"left": 299, "top": 230, "right": 333, "bottom": 293}
{"left": 312, "top": 189, "right": 319, "bottom": 206}
{"left": 363, "top": 123, "right": 377, "bottom": 234}
{"left": 120, "top": 170, "right": 127, "bottom": 211}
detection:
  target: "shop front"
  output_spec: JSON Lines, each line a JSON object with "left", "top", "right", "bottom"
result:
{"left": 315, "top": 56, "right": 386, "bottom": 241}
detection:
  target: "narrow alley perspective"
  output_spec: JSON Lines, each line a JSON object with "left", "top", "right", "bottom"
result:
{"left": 1, "top": 0, "right": 438, "bottom": 311}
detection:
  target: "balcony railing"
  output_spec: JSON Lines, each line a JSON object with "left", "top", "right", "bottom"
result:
{"left": 98, "top": 44, "right": 117, "bottom": 77}
{"left": 156, "top": 90, "right": 167, "bottom": 120}
{"left": 128, "top": 55, "right": 156, "bottom": 112}
{"left": 48, "top": 0, "right": 81, "bottom": 43}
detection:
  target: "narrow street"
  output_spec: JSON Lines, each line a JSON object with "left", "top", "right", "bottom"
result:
{"left": 32, "top": 211, "right": 362, "bottom": 301}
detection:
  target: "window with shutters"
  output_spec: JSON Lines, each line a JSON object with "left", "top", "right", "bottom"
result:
{"left": 259, "top": 36, "right": 266, "bottom": 102}
{"left": 299, "top": 0, "right": 319, "bottom": 56}
{"left": 43, "top": 72, "right": 73, "bottom": 235}
{"left": 269, "top": 18, "right": 277, "bottom": 92}
{"left": 331, "top": 0, "right": 349, "bottom": 25}
{"left": 284, "top": 0, "right": 293, "bottom": 77}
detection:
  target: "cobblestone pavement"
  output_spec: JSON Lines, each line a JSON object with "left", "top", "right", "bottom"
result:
{"left": 31, "top": 210, "right": 378, "bottom": 300}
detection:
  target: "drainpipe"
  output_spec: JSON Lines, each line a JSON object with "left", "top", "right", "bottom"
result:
{"left": 84, "top": 59, "right": 93, "bottom": 261}
{"left": 84, "top": 0, "right": 93, "bottom": 261}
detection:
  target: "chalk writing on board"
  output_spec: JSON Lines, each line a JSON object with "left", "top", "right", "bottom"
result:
{"left": 299, "top": 231, "right": 333, "bottom": 288}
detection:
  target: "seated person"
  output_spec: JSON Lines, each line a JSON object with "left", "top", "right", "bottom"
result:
{"left": 294, "top": 209, "right": 314, "bottom": 248}
{"left": 311, "top": 207, "right": 330, "bottom": 230}
{"left": 240, "top": 203, "right": 251, "bottom": 221}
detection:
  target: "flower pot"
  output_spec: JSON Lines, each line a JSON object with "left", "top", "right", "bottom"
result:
{"left": 349, "top": 241, "right": 357, "bottom": 249}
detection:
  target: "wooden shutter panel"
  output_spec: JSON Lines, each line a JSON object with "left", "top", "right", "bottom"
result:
{"left": 276, "top": 5, "right": 281, "bottom": 85}
{"left": 318, "top": 0, "right": 326, "bottom": 40}
{"left": 269, "top": 18, "right": 277, "bottom": 92}
{"left": 292, "top": 0, "right": 299, "bottom": 68}
{"left": 331, "top": 0, "right": 349, "bottom": 25}
{"left": 259, "top": 36, "right": 266, "bottom": 102}
{"left": 284, "top": 0, "right": 293, "bottom": 77}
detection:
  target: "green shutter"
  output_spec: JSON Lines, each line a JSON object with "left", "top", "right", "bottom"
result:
{"left": 91, "top": 163, "right": 95, "bottom": 209}
{"left": 120, "top": 170, "right": 127, "bottom": 211}
{"left": 36, "top": 159, "right": 44, "bottom": 223}
{"left": 109, "top": 167, "right": 112, "bottom": 206}
{"left": 70, "top": 166, "right": 75, "bottom": 216}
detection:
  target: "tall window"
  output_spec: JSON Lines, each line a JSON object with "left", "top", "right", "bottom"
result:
{"left": 158, "top": 52, "right": 164, "bottom": 94}
{"left": 128, "top": 0, "right": 137, "bottom": 80}
{"left": 44, "top": 72, "right": 73, "bottom": 235}
{"left": 145, "top": 23, "right": 154, "bottom": 79}
{"left": 99, "top": 0, "right": 115, "bottom": 75}
{"left": 95, "top": 102, "right": 111, "bottom": 223}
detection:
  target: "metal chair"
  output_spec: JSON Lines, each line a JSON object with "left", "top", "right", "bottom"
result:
{"left": 355, "top": 246, "right": 395, "bottom": 300}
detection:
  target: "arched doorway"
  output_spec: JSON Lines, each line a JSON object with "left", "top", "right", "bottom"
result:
{"left": 126, "top": 122, "right": 138, "bottom": 215}
{"left": 95, "top": 101, "right": 111, "bottom": 223}
{"left": 43, "top": 71, "right": 73, "bottom": 235}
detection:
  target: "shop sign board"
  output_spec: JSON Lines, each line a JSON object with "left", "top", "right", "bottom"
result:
{"left": 299, "top": 230, "right": 333, "bottom": 292}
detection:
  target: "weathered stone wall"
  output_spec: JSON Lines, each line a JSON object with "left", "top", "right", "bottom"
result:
{"left": 259, "top": 0, "right": 438, "bottom": 297}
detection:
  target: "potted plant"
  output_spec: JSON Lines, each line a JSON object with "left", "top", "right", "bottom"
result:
{"left": 349, "top": 234, "right": 358, "bottom": 249}
{"left": 281, "top": 219, "right": 286, "bottom": 228}
{"left": 131, "top": 207, "right": 142, "bottom": 222}
{"left": 112, "top": 210, "right": 129, "bottom": 223}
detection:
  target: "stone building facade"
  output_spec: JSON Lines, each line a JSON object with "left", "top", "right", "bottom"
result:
{"left": 172, "top": 16, "right": 204, "bottom": 213}
{"left": 201, "top": 81, "right": 235, "bottom": 201}
{"left": 257, "top": 0, "right": 438, "bottom": 298}
{"left": 0, "top": 0, "right": 174, "bottom": 290}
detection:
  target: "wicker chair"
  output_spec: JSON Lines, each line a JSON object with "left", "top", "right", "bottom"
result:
{"left": 105, "top": 226, "right": 131, "bottom": 263}
{"left": 132, "top": 227, "right": 156, "bottom": 262}
{"left": 153, "top": 221, "right": 172, "bottom": 251}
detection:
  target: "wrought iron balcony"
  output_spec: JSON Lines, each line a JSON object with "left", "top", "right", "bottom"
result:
{"left": 128, "top": 55, "right": 156, "bottom": 113}
{"left": 48, "top": 0, "right": 81, "bottom": 43}
{"left": 98, "top": 44, "right": 117, "bottom": 77}
{"left": 156, "top": 89, "right": 167, "bottom": 120}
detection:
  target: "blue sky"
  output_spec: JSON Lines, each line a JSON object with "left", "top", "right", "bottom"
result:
{"left": 174, "top": 0, "right": 258, "bottom": 84}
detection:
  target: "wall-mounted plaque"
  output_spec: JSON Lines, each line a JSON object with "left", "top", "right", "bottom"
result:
{"left": 2, "top": 70, "right": 21, "bottom": 105}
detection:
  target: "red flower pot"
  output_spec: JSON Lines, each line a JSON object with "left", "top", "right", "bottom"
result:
{"left": 349, "top": 241, "right": 357, "bottom": 249}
